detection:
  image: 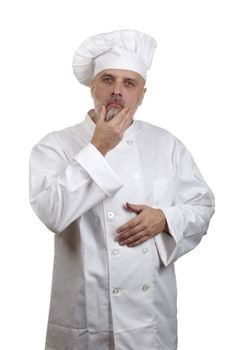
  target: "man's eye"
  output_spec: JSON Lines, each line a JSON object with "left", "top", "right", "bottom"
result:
{"left": 103, "top": 77, "right": 113, "bottom": 83}
{"left": 125, "top": 80, "right": 135, "bottom": 87}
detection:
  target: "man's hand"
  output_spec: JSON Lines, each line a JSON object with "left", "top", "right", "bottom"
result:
{"left": 91, "top": 105, "right": 133, "bottom": 156}
{"left": 116, "top": 202, "right": 169, "bottom": 247}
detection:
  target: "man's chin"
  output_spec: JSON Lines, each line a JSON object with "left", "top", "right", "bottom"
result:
{"left": 105, "top": 106, "right": 122, "bottom": 121}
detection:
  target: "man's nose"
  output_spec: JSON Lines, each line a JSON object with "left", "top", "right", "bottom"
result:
{"left": 111, "top": 82, "right": 123, "bottom": 96}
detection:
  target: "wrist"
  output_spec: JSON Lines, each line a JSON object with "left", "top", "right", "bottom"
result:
{"left": 91, "top": 141, "right": 108, "bottom": 156}
{"left": 159, "top": 209, "right": 170, "bottom": 235}
{"left": 164, "top": 220, "right": 170, "bottom": 235}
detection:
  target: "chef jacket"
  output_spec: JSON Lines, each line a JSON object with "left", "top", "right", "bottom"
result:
{"left": 29, "top": 113, "right": 215, "bottom": 350}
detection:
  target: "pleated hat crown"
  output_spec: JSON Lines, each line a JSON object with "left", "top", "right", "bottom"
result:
{"left": 72, "top": 29, "right": 157, "bottom": 86}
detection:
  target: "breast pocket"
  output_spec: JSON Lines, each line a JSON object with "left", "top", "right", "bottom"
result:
{"left": 153, "top": 179, "right": 173, "bottom": 208}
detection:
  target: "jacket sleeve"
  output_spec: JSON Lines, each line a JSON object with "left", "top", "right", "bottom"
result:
{"left": 154, "top": 139, "right": 215, "bottom": 266}
{"left": 29, "top": 137, "right": 123, "bottom": 233}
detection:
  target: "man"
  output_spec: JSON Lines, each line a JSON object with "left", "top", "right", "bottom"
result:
{"left": 29, "top": 30, "right": 215, "bottom": 350}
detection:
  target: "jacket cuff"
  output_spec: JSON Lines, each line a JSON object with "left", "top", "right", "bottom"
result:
{"left": 74, "top": 143, "right": 123, "bottom": 197}
{"left": 154, "top": 206, "right": 183, "bottom": 266}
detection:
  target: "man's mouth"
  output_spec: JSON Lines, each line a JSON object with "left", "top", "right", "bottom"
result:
{"left": 107, "top": 102, "right": 123, "bottom": 107}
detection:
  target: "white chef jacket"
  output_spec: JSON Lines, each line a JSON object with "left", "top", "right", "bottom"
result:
{"left": 29, "top": 113, "right": 215, "bottom": 350}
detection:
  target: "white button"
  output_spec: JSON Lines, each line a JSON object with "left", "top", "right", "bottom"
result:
{"left": 143, "top": 247, "right": 148, "bottom": 254}
{"left": 112, "top": 249, "right": 119, "bottom": 256}
{"left": 127, "top": 140, "right": 133, "bottom": 145}
{"left": 142, "top": 285, "right": 149, "bottom": 292}
{"left": 133, "top": 172, "right": 140, "bottom": 179}
{"left": 112, "top": 288, "right": 119, "bottom": 295}
{"left": 107, "top": 211, "right": 115, "bottom": 219}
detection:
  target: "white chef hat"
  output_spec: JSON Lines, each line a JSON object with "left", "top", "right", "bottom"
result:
{"left": 72, "top": 29, "right": 157, "bottom": 86}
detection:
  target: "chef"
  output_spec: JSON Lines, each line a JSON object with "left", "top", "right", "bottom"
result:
{"left": 29, "top": 29, "right": 215, "bottom": 350}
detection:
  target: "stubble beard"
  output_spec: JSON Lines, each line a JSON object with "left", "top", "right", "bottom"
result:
{"left": 93, "top": 93, "right": 125, "bottom": 122}
{"left": 94, "top": 104, "right": 122, "bottom": 122}
{"left": 105, "top": 106, "right": 122, "bottom": 121}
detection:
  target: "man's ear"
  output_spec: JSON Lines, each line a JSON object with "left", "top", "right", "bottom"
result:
{"left": 139, "top": 87, "right": 147, "bottom": 105}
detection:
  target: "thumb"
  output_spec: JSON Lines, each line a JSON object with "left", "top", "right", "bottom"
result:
{"left": 125, "top": 202, "right": 144, "bottom": 214}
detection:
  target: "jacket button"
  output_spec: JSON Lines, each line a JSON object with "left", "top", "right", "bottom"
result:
{"left": 142, "top": 285, "right": 149, "bottom": 292}
{"left": 112, "top": 288, "right": 119, "bottom": 295}
{"left": 143, "top": 247, "right": 148, "bottom": 254}
{"left": 112, "top": 249, "right": 119, "bottom": 255}
{"left": 133, "top": 172, "right": 140, "bottom": 179}
{"left": 127, "top": 140, "right": 133, "bottom": 145}
{"left": 107, "top": 211, "right": 115, "bottom": 219}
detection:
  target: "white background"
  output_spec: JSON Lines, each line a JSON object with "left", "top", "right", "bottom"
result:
{"left": 0, "top": 0, "right": 232, "bottom": 349}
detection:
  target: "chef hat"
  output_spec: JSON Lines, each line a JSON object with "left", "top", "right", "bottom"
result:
{"left": 72, "top": 29, "right": 157, "bottom": 86}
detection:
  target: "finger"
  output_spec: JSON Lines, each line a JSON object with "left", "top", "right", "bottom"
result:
{"left": 119, "top": 230, "right": 148, "bottom": 246}
{"left": 116, "top": 216, "right": 141, "bottom": 233}
{"left": 116, "top": 223, "right": 145, "bottom": 242}
{"left": 118, "top": 109, "right": 133, "bottom": 129}
{"left": 110, "top": 107, "right": 129, "bottom": 126}
{"left": 125, "top": 202, "right": 144, "bottom": 214}
{"left": 128, "top": 235, "right": 149, "bottom": 247}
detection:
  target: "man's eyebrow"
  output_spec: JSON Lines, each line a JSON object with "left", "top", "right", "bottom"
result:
{"left": 100, "top": 74, "right": 137, "bottom": 82}
{"left": 101, "top": 73, "right": 115, "bottom": 78}
{"left": 124, "top": 77, "right": 137, "bottom": 83}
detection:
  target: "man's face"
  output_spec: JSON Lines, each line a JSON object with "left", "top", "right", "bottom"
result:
{"left": 90, "top": 69, "right": 146, "bottom": 118}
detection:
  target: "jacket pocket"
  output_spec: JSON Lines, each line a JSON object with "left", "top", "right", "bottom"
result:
{"left": 45, "top": 323, "right": 88, "bottom": 350}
